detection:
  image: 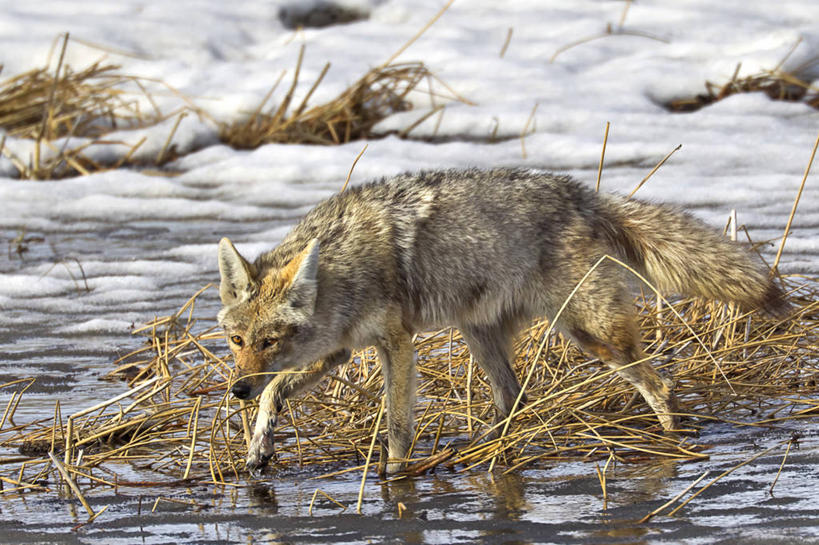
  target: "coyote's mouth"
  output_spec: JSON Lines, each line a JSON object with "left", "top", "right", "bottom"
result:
{"left": 231, "top": 376, "right": 265, "bottom": 400}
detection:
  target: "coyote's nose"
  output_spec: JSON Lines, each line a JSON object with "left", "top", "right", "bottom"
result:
{"left": 231, "top": 381, "right": 251, "bottom": 399}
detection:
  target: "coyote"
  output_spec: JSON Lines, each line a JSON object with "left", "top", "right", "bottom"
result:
{"left": 218, "top": 168, "right": 786, "bottom": 472}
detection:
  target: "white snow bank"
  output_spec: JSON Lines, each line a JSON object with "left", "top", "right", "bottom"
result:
{"left": 1, "top": 0, "right": 818, "bottom": 363}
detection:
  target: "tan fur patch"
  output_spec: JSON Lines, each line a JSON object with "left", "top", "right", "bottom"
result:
{"left": 259, "top": 271, "right": 288, "bottom": 301}
{"left": 235, "top": 348, "right": 266, "bottom": 377}
{"left": 583, "top": 340, "right": 615, "bottom": 362}
{"left": 259, "top": 246, "right": 310, "bottom": 300}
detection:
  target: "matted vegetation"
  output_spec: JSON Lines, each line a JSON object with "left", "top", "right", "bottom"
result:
{"left": 0, "top": 5, "right": 463, "bottom": 181}
{"left": 666, "top": 41, "right": 819, "bottom": 113}
{"left": 0, "top": 60, "right": 142, "bottom": 141}
{"left": 0, "top": 34, "right": 463, "bottom": 179}
{"left": 0, "top": 269, "right": 816, "bottom": 519}
{"left": 0, "top": 34, "right": 188, "bottom": 179}
{"left": 219, "top": 45, "right": 465, "bottom": 149}
{"left": 668, "top": 65, "right": 819, "bottom": 113}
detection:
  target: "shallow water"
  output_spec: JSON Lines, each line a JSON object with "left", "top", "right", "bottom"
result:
{"left": 2, "top": 169, "right": 819, "bottom": 544}
{"left": 3, "top": 0, "right": 819, "bottom": 539}
{"left": 1, "top": 424, "right": 817, "bottom": 544}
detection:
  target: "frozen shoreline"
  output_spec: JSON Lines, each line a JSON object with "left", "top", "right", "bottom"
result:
{"left": 2, "top": 1, "right": 819, "bottom": 543}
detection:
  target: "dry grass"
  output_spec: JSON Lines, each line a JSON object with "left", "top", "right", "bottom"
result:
{"left": 667, "top": 62, "right": 819, "bottom": 113}
{"left": 220, "top": 45, "right": 465, "bottom": 149}
{"left": 0, "top": 270, "right": 816, "bottom": 519}
{"left": 0, "top": 61, "right": 139, "bottom": 140}
{"left": 0, "top": 34, "right": 186, "bottom": 179}
{"left": 0, "top": 34, "right": 464, "bottom": 180}
{"left": 2, "top": 15, "right": 464, "bottom": 180}
{"left": 220, "top": 0, "right": 462, "bottom": 149}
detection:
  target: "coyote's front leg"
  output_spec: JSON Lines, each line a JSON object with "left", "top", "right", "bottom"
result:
{"left": 246, "top": 384, "right": 278, "bottom": 471}
{"left": 246, "top": 349, "right": 350, "bottom": 471}
{"left": 375, "top": 323, "right": 417, "bottom": 474}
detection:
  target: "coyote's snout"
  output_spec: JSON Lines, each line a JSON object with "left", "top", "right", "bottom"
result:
{"left": 217, "top": 168, "right": 787, "bottom": 473}
{"left": 230, "top": 379, "right": 252, "bottom": 400}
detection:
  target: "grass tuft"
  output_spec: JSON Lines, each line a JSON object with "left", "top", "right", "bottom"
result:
{"left": 219, "top": 46, "right": 461, "bottom": 149}
{"left": 0, "top": 273, "right": 816, "bottom": 503}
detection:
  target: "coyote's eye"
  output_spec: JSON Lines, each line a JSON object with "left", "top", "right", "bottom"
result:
{"left": 261, "top": 337, "right": 278, "bottom": 350}
{"left": 230, "top": 335, "right": 243, "bottom": 347}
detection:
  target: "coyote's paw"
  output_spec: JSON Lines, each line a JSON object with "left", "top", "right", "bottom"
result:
{"left": 655, "top": 371, "right": 680, "bottom": 432}
{"left": 246, "top": 432, "right": 275, "bottom": 471}
{"left": 246, "top": 415, "right": 277, "bottom": 472}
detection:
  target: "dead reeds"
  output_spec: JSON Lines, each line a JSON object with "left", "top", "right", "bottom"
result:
{"left": 1, "top": 267, "right": 816, "bottom": 518}
{"left": 1, "top": 1, "right": 462, "bottom": 179}
{"left": 0, "top": 33, "right": 465, "bottom": 179}
{"left": 0, "top": 34, "right": 182, "bottom": 179}
{"left": 667, "top": 61, "right": 819, "bottom": 113}
{"left": 0, "top": 60, "right": 135, "bottom": 140}
{"left": 219, "top": 45, "right": 463, "bottom": 148}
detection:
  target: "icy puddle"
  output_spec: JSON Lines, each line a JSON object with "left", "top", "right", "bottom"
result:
{"left": 2, "top": 1, "right": 819, "bottom": 540}
{"left": 0, "top": 424, "right": 817, "bottom": 544}
{"left": 2, "top": 186, "right": 819, "bottom": 544}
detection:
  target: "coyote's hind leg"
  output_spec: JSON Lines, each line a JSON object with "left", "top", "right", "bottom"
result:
{"left": 561, "top": 280, "right": 678, "bottom": 431}
{"left": 573, "top": 325, "right": 678, "bottom": 431}
{"left": 459, "top": 321, "right": 527, "bottom": 433}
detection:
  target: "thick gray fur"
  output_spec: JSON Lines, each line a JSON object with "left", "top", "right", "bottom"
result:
{"left": 218, "top": 168, "right": 787, "bottom": 472}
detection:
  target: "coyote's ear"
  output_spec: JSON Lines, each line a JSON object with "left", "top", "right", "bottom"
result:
{"left": 283, "top": 238, "right": 320, "bottom": 312}
{"left": 218, "top": 238, "right": 256, "bottom": 306}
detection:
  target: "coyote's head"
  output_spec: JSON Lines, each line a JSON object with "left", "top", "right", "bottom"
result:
{"left": 217, "top": 237, "right": 321, "bottom": 400}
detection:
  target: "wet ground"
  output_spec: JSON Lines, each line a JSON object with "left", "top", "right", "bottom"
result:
{"left": 2, "top": 177, "right": 819, "bottom": 544}
{"left": 1, "top": 422, "right": 818, "bottom": 544}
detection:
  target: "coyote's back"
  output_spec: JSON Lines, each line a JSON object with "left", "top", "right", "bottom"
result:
{"left": 277, "top": 168, "right": 785, "bottom": 328}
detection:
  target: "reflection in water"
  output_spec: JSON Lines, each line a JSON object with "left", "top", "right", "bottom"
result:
{"left": 375, "top": 472, "right": 534, "bottom": 544}
{"left": 585, "top": 458, "right": 678, "bottom": 544}
{"left": 428, "top": 474, "right": 458, "bottom": 497}
{"left": 622, "top": 458, "right": 679, "bottom": 502}
{"left": 383, "top": 481, "right": 425, "bottom": 545}
{"left": 0, "top": 426, "right": 815, "bottom": 544}
{"left": 590, "top": 523, "right": 650, "bottom": 544}
{"left": 379, "top": 475, "right": 420, "bottom": 511}
{"left": 379, "top": 477, "right": 425, "bottom": 544}
{"left": 485, "top": 472, "right": 529, "bottom": 520}
{"left": 247, "top": 483, "right": 279, "bottom": 512}
{"left": 482, "top": 472, "right": 532, "bottom": 545}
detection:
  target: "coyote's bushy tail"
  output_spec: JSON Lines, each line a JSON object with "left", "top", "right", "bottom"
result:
{"left": 601, "top": 195, "right": 788, "bottom": 315}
